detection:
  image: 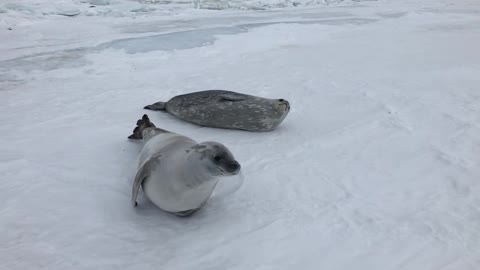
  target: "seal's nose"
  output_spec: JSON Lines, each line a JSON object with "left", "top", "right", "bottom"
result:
{"left": 226, "top": 161, "right": 241, "bottom": 174}
{"left": 277, "top": 99, "right": 290, "bottom": 111}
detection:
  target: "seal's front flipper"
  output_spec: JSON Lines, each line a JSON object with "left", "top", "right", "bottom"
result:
{"left": 171, "top": 198, "right": 207, "bottom": 217}
{"left": 172, "top": 208, "right": 200, "bottom": 217}
{"left": 219, "top": 94, "right": 245, "bottom": 102}
{"left": 132, "top": 164, "right": 148, "bottom": 207}
{"left": 144, "top": 101, "right": 166, "bottom": 111}
{"left": 132, "top": 157, "right": 159, "bottom": 207}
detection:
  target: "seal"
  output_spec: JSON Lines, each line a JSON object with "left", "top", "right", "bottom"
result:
{"left": 144, "top": 90, "right": 290, "bottom": 132}
{"left": 128, "top": 114, "right": 241, "bottom": 217}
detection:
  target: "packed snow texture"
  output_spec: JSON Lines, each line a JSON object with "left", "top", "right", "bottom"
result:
{"left": 193, "top": 0, "right": 372, "bottom": 10}
{"left": 1, "top": 0, "right": 480, "bottom": 269}
{"left": 0, "top": 0, "right": 373, "bottom": 19}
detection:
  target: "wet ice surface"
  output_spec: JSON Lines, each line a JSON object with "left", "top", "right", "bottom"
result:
{"left": 1, "top": 0, "right": 480, "bottom": 269}
{"left": 103, "top": 17, "right": 376, "bottom": 53}
{"left": 0, "top": 16, "right": 377, "bottom": 75}
{"left": 101, "top": 26, "right": 246, "bottom": 53}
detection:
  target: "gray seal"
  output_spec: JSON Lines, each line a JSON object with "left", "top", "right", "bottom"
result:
{"left": 144, "top": 90, "right": 290, "bottom": 132}
{"left": 128, "top": 114, "right": 241, "bottom": 217}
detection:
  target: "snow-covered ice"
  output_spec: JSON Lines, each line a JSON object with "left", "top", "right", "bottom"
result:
{"left": 1, "top": 0, "right": 480, "bottom": 269}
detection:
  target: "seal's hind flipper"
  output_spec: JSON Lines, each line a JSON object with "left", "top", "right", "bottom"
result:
{"left": 128, "top": 114, "right": 156, "bottom": 140}
{"left": 144, "top": 101, "right": 166, "bottom": 111}
{"left": 128, "top": 127, "right": 141, "bottom": 140}
{"left": 132, "top": 157, "right": 159, "bottom": 207}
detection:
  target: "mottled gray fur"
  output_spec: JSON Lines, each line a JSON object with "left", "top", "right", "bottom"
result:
{"left": 144, "top": 90, "right": 290, "bottom": 132}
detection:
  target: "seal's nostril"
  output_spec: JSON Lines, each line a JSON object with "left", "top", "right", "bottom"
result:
{"left": 278, "top": 99, "right": 285, "bottom": 102}
{"left": 228, "top": 162, "right": 240, "bottom": 173}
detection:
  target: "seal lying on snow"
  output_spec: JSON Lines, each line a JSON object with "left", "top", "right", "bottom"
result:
{"left": 144, "top": 90, "right": 290, "bottom": 132}
{"left": 128, "top": 114, "right": 241, "bottom": 217}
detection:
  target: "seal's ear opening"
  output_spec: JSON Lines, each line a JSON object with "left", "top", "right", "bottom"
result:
{"left": 128, "top": 114, "right": 156, "bottom": 140}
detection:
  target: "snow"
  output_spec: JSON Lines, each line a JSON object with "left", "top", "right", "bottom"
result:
{"left": 1, "top": 0, "right": 480, "bottom": 269}
{"left": 194, "top": 0, "right": 372, "bottom": 10}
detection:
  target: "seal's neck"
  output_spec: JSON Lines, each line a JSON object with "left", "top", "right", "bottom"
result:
{"left": 180, "top": 157, "right": 217, "bottom": 188}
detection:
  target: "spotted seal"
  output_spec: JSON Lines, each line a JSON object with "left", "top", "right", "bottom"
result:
{"left": 144, "top": 90, "right": 290, "bottom": 132}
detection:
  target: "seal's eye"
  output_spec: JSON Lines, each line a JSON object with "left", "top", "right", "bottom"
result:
{"left": 278, "top": 99, "right": 285, "bottom": 102}
{"left": 214, "top": 156, "right": 222, "bottom": 162}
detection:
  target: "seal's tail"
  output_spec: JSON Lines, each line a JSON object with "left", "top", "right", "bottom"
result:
{"left": 144, "top": 101, "right": 166, "bottom": 111}
{"left": 128, "top": 114, "right": 156, "bottom": 140}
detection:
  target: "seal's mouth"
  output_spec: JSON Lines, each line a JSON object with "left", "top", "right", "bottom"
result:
{"left": 218, "top": 168, "right": 235, "bottom": 176}
{"left": 217, "top": 162, "right": 241, "bottom": 176}
{"left": 277, "top": 99, "right": 290, "bottom": 112}
{"left": 218, "top": 169, "right": 240, "bottom": 176}
{"left": 278, "top": 103, "right": 290, "bottom": 112}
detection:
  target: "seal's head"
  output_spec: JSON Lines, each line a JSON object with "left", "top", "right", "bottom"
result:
{"left": 273, "top": 98, "right": 290, "bottom": 115}
{"left": 254, "top": 98, "right": 290, "bottom": 131}
{"left": 189, "top": 142, "right": 241, "bottom": 176}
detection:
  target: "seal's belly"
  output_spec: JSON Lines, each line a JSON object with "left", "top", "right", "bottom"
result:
{"left": 143, "top": 172, "right": 218, "bottom": 213}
